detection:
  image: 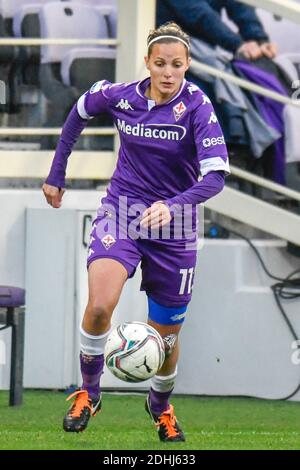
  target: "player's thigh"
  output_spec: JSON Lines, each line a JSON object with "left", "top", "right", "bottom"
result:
{"left": 87, "top": 258, "right": 128, "bottom": 310}
{"left": 87, "top": 209, "right": 141, "bottom": 310}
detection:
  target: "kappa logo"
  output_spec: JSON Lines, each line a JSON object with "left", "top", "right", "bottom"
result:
{"left": 208, "top": 112, "right": 218, "bottom": 124}
{"left": 187, "top": 83, "right": 199, "bottom": 95}
{"left": 101, "top": 234, "right": 116, "bottom": 250}
{"left": 116, "top": 99, "right": 134, "bottom": 110}
{"left": 88, "top": 248, "right": 94, "bottom": 258}
{"left": 173, "top": 101, "right": 186, "bottom": 121}
{"left": 202, "top": 94, "right": 211, "bottom": 105}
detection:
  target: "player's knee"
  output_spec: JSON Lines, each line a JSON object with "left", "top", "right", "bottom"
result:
{"left": 86, "top": 300, "right": 114, "bottom": 327}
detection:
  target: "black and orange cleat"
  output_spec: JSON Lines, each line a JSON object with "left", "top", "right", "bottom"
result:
{"left": 145, "top": 395, "right": 185, "bottom": 442}
{"left": 63, "top": 390, "right": 102, "bottom": 433}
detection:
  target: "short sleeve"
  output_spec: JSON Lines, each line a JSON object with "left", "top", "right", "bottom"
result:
{"left": 76, "top": 80, "right": 113, "bottom": 119}
{"left": 193, "top": 93, "right": 230, "bottom": 176}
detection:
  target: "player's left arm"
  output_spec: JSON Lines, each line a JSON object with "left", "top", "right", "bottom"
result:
{"left": 141, "top": 94, "right": 229, "bottom": 228}
{"left": 168, "top": 93, "right": 229, "bottom": 203}
{"left": 140, "top": 169, "right": 226, "bottom": 229}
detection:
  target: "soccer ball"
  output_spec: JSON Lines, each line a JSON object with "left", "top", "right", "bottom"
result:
{"left": 104, "top": 322, "right": 165, "bottom": 382}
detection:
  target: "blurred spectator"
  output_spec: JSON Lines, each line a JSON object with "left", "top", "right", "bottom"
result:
{"left": 156, "top": 0, "right": 290, "bottom": 185}
{"left": 157, "top": 0, "right": 277, "bottom": 61}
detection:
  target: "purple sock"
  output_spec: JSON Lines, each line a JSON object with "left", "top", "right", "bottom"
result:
{"left": 80, "top": 352, "right": 104, "bottom": 401}
{"left": 149, "top": 387, "right": 173, "bottom": 416}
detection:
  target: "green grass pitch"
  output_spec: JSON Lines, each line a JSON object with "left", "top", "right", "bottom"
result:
{"left": 1, "top": 390, "right": 300, "bottom": 450}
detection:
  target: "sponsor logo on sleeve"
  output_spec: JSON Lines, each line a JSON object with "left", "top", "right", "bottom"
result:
{"left": 202, "top": 136, "right": 225, "bottom": 147}
{"left": 173, "top": 101, "right": 187, "bottom": 121}
{"left": 90, "top": 80, "right": 106, "bottom": 94}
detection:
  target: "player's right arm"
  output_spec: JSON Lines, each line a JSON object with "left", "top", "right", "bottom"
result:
{"left": 42, "top": 80, "right": 113, "bottom": 208}
{"left": 42, "top": 184, "right": 65, "bottom": 208}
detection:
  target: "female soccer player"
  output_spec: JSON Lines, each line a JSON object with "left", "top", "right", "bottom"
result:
{"left": 42, "top": 22, "right": 229, "bottom": 442}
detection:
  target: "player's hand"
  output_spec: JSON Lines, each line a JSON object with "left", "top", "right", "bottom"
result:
{"left": 237, "top": 41, "right": 263, "bottom": 60}
{"left": 140, "top": 201, "right": 172, "bottom": 229}
{"left": 42, "top": 183, "right": 65, "bottom": 208}
{"left": 260, "top": 42, "right": 277, "bottom": 59}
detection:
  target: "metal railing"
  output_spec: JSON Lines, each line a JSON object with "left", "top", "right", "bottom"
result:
{"left": 0, "top": 37, "right": 118, "bottom": 137}
{"left": 230, "top": 165, "right": 300, "bottom": 202}
{"left": 0, "top": 128, "right": 116, "bottom": 136}
{"left": 206, "top": 184, "right": 300, "bottom": 246}
{"left": 189, "top": 60, "right": 300, "bottom": 108}
{"left": 0, "top": 38, "right": 118, "bottom": 46}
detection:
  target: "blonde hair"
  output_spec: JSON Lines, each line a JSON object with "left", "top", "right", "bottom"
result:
{"left": 147, "top": 22, "right": 190, "bottom": 57}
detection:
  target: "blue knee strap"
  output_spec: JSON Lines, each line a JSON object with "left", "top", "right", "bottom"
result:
{"left": 147, "top": 297, "right": 187, "bottom": 325}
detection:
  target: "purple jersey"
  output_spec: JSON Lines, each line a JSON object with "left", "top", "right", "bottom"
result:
{"left": 77, "top": 78, "right": 229, "bottom": 207}
{"left": 45, "top": 78, "right": 229, "bottom": 308}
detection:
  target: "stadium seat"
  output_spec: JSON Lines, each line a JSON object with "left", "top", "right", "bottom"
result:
{"left": 0, "top": 0, "right": 57, "bottom": 34}
{"left": 0, "top": 1, "right": 55, "bottom": 113}
{"left": 39, "top": 2, "right": 109, "bottom": 65}
{"left": 61, "top": 47, "right": 116, "bottom": 91}
{"left": 0, "top": 0, "right": 16, "bottom": 35}
{"left": 38, "top": 1, "right": 115, "bottom": 148}
{"left": 0, "top": 1, "right": 20, "bottom": 113}
{"left": 275, "top": 53, "right": 300, "bottom": 84}
{"left": 12, "top": 2, "right": 46, "bottom": 89}
{"left": 0, "top": 285, "right": 25, "bottom": 406}
{"left": 94, "top": 5, "right": 117, "bottom": 39}
{"left": 12, "top": 0, "right": 57, "bottom": 38}
{"left": 57, "top": 0, "right": 117, "bottom": 38}
{"left": 106, "top": 6, "right": 117, "bottom": 39}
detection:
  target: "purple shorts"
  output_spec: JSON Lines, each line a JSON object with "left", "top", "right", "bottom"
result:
{"left": 87, "top": 206, "right": 197, "bottom": 307}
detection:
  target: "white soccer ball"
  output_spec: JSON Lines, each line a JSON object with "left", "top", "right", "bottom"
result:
{"left": 104, "top": 322, "right": 165, "bottom": 382}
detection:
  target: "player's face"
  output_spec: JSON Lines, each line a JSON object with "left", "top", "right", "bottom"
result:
{"left": 145, "top": 42, "right": 191, "bottom": 101}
